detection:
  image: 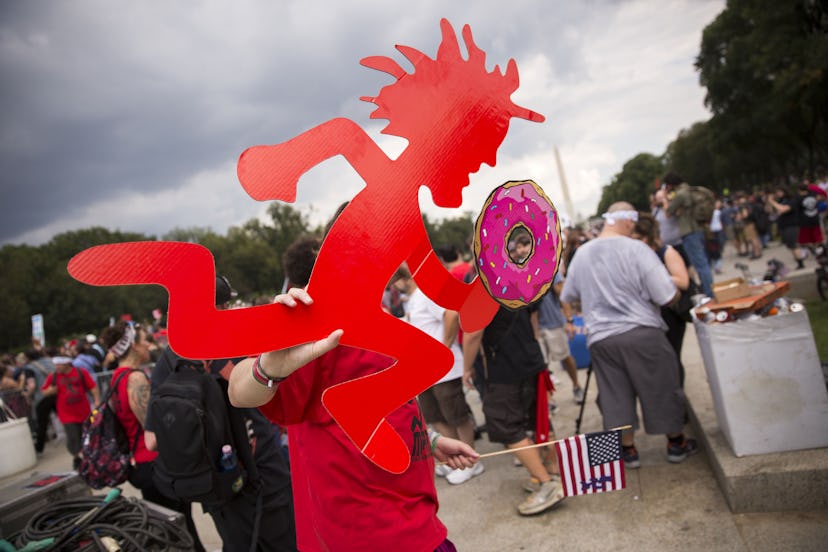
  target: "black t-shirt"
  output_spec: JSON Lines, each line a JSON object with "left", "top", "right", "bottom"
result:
{"left": 798, "top": 193, "right": 821, "bottom": 228}
{"left": 150, "top": 347, "right": 292, "bottom": 507}
{"left": 481, "top": 305, "right": 545, "bottom": 384}
{"left": 776, "top": 197, "right": 799, "bottom": 229}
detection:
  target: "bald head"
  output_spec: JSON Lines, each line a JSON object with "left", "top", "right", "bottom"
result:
{"left": 608, "top": 201, "right": 635, "bottom": 212}
{"left": 601, "top": 201, "right": 638, "bottom": 237}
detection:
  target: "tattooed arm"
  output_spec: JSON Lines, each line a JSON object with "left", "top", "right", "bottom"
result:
{"left": 127, "top": 371, "right": 151, "bottom": 427}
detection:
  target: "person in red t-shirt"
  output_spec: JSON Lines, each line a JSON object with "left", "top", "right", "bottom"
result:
{"left": 434, "top": 244, "right": 471, "bottom": 282}
{"left": 229, "top": 239, "right": 480, "bottom": 552}
{"left": 41, "top": 356, "right": 98, "bottom": 470}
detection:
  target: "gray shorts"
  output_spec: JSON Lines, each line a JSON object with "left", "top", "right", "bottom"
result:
{"left": 418, "top": 378, "right": 472, "bottom": 427}
{"left": 589, "top": 327, "right": 685, "bottom": 436}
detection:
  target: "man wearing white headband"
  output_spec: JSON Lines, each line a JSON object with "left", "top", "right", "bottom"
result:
{"left": 561, "top": 201, "right": 699, "bottom": 469}
{"left": 601, "top": 209, "right": 639, "bottom": 225}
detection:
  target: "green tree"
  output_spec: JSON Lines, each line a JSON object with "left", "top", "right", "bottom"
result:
{"left": 663, "top": 122, "right": 720, "bottom": 193}
{"left": 218, "top": 226, "right": 282, "bottom": 297}
{"left": 426, "top": 212, "right": 477, "bottom": 258}
{"left": 695, "top": 0, "right": 828, "bottom": 181}
{"left": 595, "top": 153, "right": 664, "bottom": 215}
{"left": 0, "top": 228, "right": 164, "bottom": 351}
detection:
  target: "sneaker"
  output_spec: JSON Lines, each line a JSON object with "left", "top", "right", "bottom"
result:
{"left": 446, "top": 462, "right": 485, "bottom": 485}
{"left": 667, "top": 437, "right": 700, "bottom": 463}
{"left": 435, "top": 464, "right": 452, "bottom": 478}
{"left": 572, "top": 387, "right": 584, "bottom": 404}
{"left": 523, "top": 473, "right": 560, "bottom": 493}
{"left": 517, "top": 480, "right": 565, "bottom": 515}
{"left": 622, "top": 445, "right": 640, "bottom": 469}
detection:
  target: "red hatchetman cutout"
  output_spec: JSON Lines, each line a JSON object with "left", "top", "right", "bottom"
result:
{"left": 68, "top": 18, "right": 544, "bottom": 473}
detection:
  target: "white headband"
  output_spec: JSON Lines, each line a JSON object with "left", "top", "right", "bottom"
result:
{"left": 109, "top": 323, "right": 136, "bottom": 358}
{"left": 601, "top": 210, "right": 639, "bottom": 226}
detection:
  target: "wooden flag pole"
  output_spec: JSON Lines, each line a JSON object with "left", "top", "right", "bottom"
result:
{"left": 472, "top": 425, "right": 632, "bottom": 460}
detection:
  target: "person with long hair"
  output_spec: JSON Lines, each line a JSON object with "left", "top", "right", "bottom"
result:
{"left": 632, "top": 212, "right": 691, "bottom": 386}
{"left": 101, "top": 321, "right": 205, "bottom": 552}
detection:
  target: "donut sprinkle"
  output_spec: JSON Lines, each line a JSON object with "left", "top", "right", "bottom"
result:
{"left": 473, "top": 180, "right": 562, "bottom": 309}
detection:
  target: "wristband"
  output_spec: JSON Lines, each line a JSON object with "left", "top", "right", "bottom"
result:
{"left": 251, "top": 354, "right": 288, "bottom": 388}
{"left": 430, "top": 432, "right": 441, "bottom": 454}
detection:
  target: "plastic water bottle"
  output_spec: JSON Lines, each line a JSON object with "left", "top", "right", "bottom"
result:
{"left": 219, "top": 444, "right": 237, "bottom": 472}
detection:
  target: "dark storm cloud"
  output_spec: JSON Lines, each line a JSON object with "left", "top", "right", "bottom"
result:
{"left": 1, "top": 0, "right": 723, "bottom": 245}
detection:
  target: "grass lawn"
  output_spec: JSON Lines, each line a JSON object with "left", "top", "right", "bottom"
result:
{"left": 805, "top": 299, "right": 828, "bottom": 362}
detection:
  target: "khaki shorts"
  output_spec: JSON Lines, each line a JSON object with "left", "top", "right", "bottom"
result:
{"left": 743, "top": 222, "right": 758, "bottom": 242}
{"left": 538, "top": 326, "right": 571, "bottom": 364}
{"left": 418, "top": 378, "right": 472, "bottom": 427}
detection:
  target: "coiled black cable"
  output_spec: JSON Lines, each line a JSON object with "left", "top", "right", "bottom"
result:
{"left": 12, "top": 494, "right": 194, "bottom": 551}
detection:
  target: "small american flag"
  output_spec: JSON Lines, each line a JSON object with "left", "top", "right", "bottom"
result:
{"left": 554, "top": 430, "right": 625, "bottom": 497}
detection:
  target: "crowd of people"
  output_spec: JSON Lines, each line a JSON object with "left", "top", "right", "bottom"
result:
{"left": 2, "top": 171, "right": 827, "bottom": 551}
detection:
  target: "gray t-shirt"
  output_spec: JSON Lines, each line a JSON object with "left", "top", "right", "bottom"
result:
{"left": 560, "top": 236, "right": 676, "bottom": 346}
{"left": 653, "top": 206, "right": 681, "bottom": 246}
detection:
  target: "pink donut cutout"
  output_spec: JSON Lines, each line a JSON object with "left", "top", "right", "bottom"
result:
{"left": 473, "top": 180, "right": 562, "bottom": 309}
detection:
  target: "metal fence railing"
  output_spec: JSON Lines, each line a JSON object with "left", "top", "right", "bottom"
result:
{"left": 0, "top": 389, "right": 31, "bottom": 422}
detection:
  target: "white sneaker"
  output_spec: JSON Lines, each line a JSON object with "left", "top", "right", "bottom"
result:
{"left": 445, "top": 462, "right": 485, "bottom": 485}
{"left": 434, "top": 464, "right": 452, "bottom": 478}
{"left": 517, "top": 480, "right": 565, "bottom": 515}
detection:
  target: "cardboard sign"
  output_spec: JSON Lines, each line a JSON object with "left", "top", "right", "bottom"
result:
{"left": 68, "top": 19, "right": 544, "bottom": 473}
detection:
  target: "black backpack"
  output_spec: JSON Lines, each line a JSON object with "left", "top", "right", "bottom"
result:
{"left": 147, "top": 357, "right": 257, "bottom": 505}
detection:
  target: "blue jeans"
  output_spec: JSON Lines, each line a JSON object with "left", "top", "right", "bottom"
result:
{"left": 682, "top": 230, "right": 713, "bottom": 297}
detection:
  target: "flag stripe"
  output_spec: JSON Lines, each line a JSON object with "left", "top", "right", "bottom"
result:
{"left": 574, "top": 435, "right": 587, "bottom": 494}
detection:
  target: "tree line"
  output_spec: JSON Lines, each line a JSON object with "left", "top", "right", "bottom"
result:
{"left": 597, "top": 0, "right": 827, "bottom": 214}
{"left": 0, "top": 204, "right": 476, "bottom": 353}
{"left": 6, "top": 1, "right": 826, "bottom": 351}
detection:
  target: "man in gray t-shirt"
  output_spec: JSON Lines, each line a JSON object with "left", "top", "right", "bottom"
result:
{"left": 561, "top": 202, "right": 699, "bottom": 469}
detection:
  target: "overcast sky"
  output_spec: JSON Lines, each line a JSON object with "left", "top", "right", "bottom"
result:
{"left": 1, "top": 0, "right": 724, "bottom": 246}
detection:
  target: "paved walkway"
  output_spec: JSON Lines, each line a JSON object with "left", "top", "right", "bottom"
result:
{"left": 3, "top": 240, "right": 826, "bottom": 551}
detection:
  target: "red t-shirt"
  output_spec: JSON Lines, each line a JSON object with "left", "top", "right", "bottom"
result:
{"left": 111, "top": 366, "right": 157, "bottom": 464}
{"left": 259, "top": 346, "right": 447, "bottom": 552}
{"left": 449, "top": 261, "right": 471, "bottom": 282}
{"left": 42, "top": 367, "right": 95, "bottom": 424}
